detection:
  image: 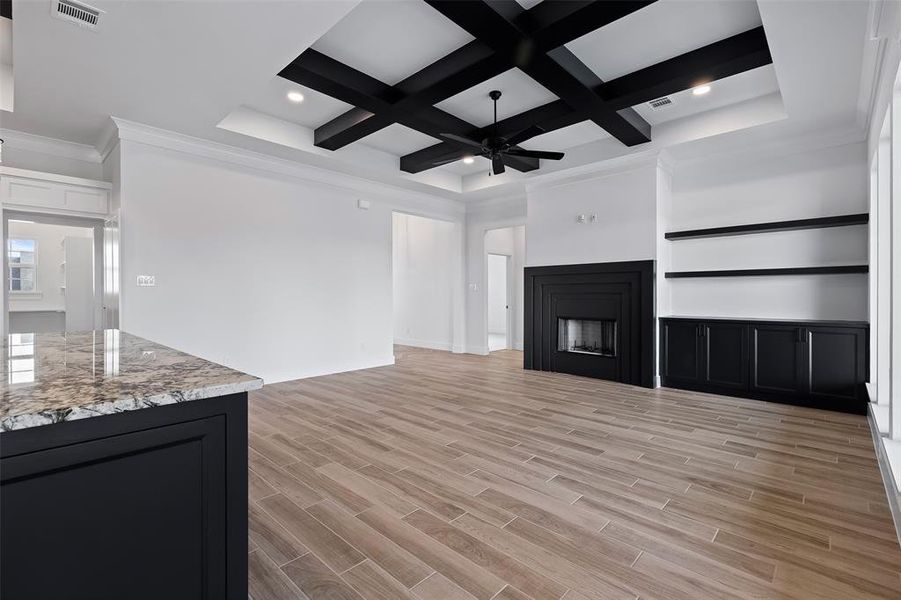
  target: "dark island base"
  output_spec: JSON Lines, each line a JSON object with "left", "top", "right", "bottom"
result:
{"left": 0, "top": 392, "right": 248, "bottom": 600}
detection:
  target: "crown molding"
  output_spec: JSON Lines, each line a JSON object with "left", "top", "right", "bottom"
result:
{"left": 109, "top": 117, "right": 465, "bottom": 214}
{"left": 523, "top": 151, "right": 660, "bottom": 194}
{"left": 95, "top": 118, "right": 120, "bottom": 162}
{"left": 0, "top": 128, "right": 102, "bottom": 164}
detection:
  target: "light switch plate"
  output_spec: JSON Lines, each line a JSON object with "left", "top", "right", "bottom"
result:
{"left": 137, "top": 275, "right": 156, "bottom": 287}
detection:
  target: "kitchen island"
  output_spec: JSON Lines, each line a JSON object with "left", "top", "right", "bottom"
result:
{"left": 0, "top": 330, "right": 262, "bottom": 600}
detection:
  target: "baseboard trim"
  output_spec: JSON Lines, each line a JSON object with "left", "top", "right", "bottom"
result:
{"left": 263, "top": 355, "right": 395, "bottom": 385}
{"left": 394, "top": 337, "right": 454, "bottom": 352}
{"left": 867, "top": 403, "right": 901, "bottom": 547}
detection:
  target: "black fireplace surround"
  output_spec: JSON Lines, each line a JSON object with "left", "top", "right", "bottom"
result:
{"left": 524, "top": 260, "right": 655, "bottom": 388}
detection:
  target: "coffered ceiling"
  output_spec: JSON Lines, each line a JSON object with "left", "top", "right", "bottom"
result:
{"left": 0, "top": 0, "right": 882, "bottom": 199}
{"left": 269, "top": 0, "right": 773, "bottom": 176}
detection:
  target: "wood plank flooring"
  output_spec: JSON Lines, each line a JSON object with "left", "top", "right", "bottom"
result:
{"left": 247, "top": 346, "right": 901, "bottom": 600}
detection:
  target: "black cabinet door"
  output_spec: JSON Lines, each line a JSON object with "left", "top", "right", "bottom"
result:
{"left": 661, "top": 320, "right": 702, "bottom": 386}
{"left": 701, "top": 322, "right": 749, "bottom": 391}
{"left": 1, "top": 416, "right": 228, "bottom": 600}
{"left": 750, "top": 324, "right": 805, "bottom": 396}
{"left": 806, "top": 326, "right": 867, "bottom": 404}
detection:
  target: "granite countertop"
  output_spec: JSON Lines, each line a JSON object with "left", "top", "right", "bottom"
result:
{"left": 1, "top": 330, "right": 263, "bottom": 432}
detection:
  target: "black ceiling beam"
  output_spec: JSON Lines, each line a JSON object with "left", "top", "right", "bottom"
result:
{"left": 515, "top": 1, "right": 656, "bottom": 52}
{"left": 424, "top": 0, "right": 652, "bottom": 147}
{"left": 0, "top": 0, "right": 11, "bottom": 20}
{"left": 297, "top": 0, "right": 657, "bottom": 152}
{"left": 306, "top": 41, "right": 509, "bottom": 151}
{"left": 280, "top": 49, "right": 538, "bottom": 172}
{"left": 598, "top": 26, "right": 772, "bottom": 110}
{"left": 400, "top": 26, "right": 774, "bottom": 173}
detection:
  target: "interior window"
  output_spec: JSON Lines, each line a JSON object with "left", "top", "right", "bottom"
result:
{"left": 8, "top": 238, "right": 37, "bottom": 292}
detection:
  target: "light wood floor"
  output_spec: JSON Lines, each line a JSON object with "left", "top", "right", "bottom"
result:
{"left": 247, "top": 346, "right": 901, "bottom": 600}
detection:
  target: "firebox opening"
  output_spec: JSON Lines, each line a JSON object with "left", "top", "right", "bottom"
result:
{"left": 557, "top": 318, "right": 617, "bottom": 357}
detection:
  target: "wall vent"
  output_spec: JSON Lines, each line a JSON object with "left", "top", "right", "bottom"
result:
{"left": 52, "top": 0, "right": 104, "bottom": 30}
{"left": 647, "top": 96, "right": 673, "bottom": 110}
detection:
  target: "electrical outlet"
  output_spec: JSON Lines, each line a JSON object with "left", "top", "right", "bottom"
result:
{"left": 137, "top": 275, "right": 155, "bottom": 287}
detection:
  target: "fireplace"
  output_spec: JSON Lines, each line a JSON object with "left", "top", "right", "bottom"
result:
{"left": 557, "top": 318, "right": 617, "bottom": 357}
{"left": 524, "top": 260, "right": 654, "bottom": 387}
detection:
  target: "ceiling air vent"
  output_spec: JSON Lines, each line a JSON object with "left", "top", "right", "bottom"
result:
{"left": 647, "top": 96, "right": 673, "bottom": 110}
{"left": 51, "top": 0, "right": 104, "bottom": 30}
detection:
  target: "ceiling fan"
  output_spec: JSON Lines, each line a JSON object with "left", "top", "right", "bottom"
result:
{"left": 437, "top": 90, "right": 565, "bottom": 175}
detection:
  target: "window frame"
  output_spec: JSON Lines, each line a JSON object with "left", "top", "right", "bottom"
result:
{"left": 7, "top": 238, "right": 38, "bottom": 294}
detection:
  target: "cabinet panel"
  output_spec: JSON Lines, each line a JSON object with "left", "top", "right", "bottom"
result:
{"left": 661, "top": 318, "right": 868, "bottom": 414}
{"left": 807, "top": 327, "right": 866, "bottom": 403}
{"left": 1, "top": 171, "right": 110, "bottom": 216}
{"left": 662, "top": 320, "right": 701, "bottom": 385}
{"left": 64, "top": 187, "right": 109, "bottom": 214}
{"left": 1, "top": 417, "right": 227, "bottom": 600}
{"left": 5, "top": 179, "right": 59, "bottom": 208}
{"left": 751, "top": 324, "right": 804, "bottom": 396}
{"left": 702, "top": 323, "right": 749, "bottom": 391}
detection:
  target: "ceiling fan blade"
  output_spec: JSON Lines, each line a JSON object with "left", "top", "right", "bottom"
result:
{"left": 440, "top": 133, "right": 483, "bottom": 149}
{"left": 492, "top": 154, "right": 506, "bottom": 175}
{"left": 505, "top": 147, "right": 565, "bottom": 161}
{"left": 505, "top": 125, "right": 545, "bottom": 147}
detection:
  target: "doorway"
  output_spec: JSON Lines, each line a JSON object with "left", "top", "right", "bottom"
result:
{"left": 487, "top": 253, "right": 510, "bottom": 351}
{"left": 3, "top": 212, "right": 105, "bottom": 334}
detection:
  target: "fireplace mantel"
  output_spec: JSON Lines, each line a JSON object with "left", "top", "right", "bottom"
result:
{"left": 524, "top": 260, "right": 655, "bottom": 388}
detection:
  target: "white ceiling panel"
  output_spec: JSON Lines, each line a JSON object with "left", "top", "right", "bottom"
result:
{"left": 312, "top": 0, "right": 473, "bottom": 86}
{"left": 245, "top": 77, "right": 353, "bottom": 129}
{"left": 359, "top": 122, "right": 440, "bottom": 155}
{"left": 435, "top": 68, "right": 558, "bottom": 128}
{"left": 520, "top": 121, "right": 611, "bottom": 152}
{"left": 566, "top": 0, "right": 762, "bottom": 81}
{"left": 633, "top": 65, "right": 780, "bottom": 125}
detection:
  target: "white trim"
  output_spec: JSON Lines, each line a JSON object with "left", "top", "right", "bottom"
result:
{"left": 0, "top": 129, "right": 102, "bottom": 164}
{"left": 95, "top": 119, "right": 120, "bottom": 163}
{"left": 524, "top": 152, "right": 660, "bottom": 194}
{"left": 111, "top": 117, "right": 466, "bottom": 214}
{"left": 867, "top": 403, "right": 901, "bottom": 547}
{"left": 261, "top": 354, "right": 395, "bottom": 385}
{"left": 393, "top": 337, "right": 454, "bottom": 352}
{"left": 8, "top": 291, "right": 43, "bottom": 300}
{"left": 0, "top": 166, "right": 112, "bottom": 189}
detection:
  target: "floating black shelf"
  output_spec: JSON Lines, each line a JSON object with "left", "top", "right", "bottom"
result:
{"left": 665, "top": 213, "right": 869, "bottom": 240}
{"left": 665, "top": 265, "right": 869, "bottom": 278}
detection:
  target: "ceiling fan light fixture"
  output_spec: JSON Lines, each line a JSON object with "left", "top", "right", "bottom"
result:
{"left": 692, "top": 84, "right": 711, "bottom": 96}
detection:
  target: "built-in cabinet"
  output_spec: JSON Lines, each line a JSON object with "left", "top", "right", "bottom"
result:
{"left": 660, "top": 317, "right": 868, "bottom": 414}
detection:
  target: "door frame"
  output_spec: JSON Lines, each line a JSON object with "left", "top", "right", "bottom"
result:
{"left": 486, "top": 252, "right": 512, "bottom": 351}
{"left": 3, "top": 210, "right": 106, "bottom": 335}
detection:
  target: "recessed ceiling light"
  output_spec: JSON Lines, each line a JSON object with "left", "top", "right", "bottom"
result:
{"left": 463, "top": 156, "right": 475, "bottom": 164}
{"left": 287, "top": 91, "right": 305, "bottom": 103}
{"left": 692, "top": 85, "right": 711, "bottom": 96}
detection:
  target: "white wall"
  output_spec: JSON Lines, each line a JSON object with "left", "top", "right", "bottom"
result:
{"left": 116, "top": 137, "right": 462, "bottom": 383}
{"left": 669, "top": 142, "right": 868, "bottom": 320}
{"left": 526, "top": 163, "right": 658, "bottom": 267}
{"left": 7, "top": 221, "right": 92, "bottom": 312}
{"left": 486, "top": 253, "right": 507, "bottom": 334}
{"left": 392, "top": 212, "right": 456, "bottom": 351}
